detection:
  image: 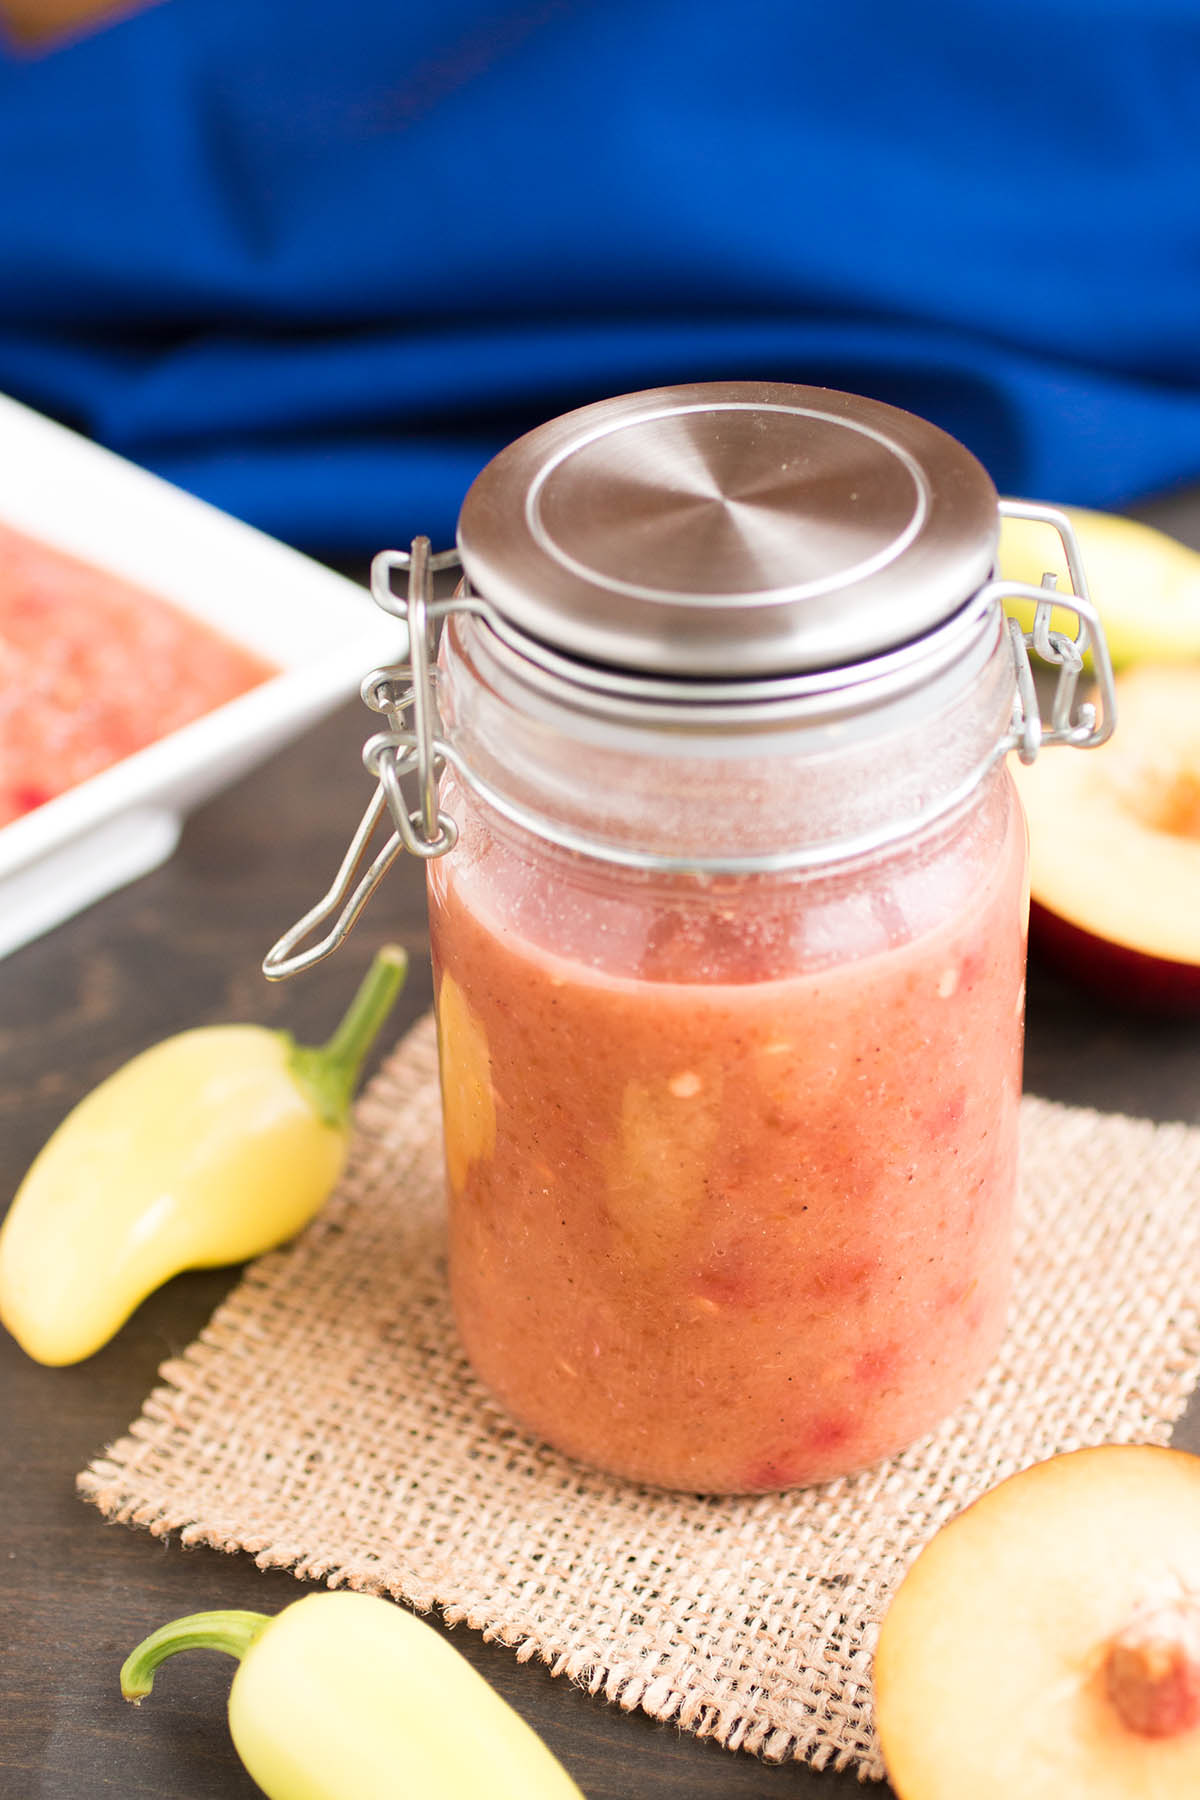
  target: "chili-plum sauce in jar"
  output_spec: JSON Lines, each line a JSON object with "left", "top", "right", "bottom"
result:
{"left": 269, "top": 382, "right": 1115, "bottom": 1493}
{"left": 429, "top": 675, "right": 1027, "bottom": 1494}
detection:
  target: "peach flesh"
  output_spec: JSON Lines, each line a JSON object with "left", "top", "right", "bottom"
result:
{"left": 1011, "top": 664, "right": 1200, "bottom": 1015}
{"left": 873, "top": 1446, "right": 1200, "bottom": 1800}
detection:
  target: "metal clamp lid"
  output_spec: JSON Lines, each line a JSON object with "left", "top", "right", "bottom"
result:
{"left": 263, "top": 501, "right": 1115, "bottom": 980}
{"left": 455, "top": 381, "right": 1003, "bottom": 680}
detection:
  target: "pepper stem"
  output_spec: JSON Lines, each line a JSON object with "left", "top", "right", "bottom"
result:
{"left": 287, "top": 944, "right": 408, "bottom": 1129}
{"left": 120, "top": 1610, "right": 272, "bottom": 1703}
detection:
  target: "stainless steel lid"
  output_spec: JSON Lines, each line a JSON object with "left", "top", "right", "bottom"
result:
{"left": 456, "top": 381, "right": 1000, "bottom": 681}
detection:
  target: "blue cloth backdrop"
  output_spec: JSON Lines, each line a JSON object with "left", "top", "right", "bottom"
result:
{"left": 1, "top": 0, "right": 1198, "bottom": 553}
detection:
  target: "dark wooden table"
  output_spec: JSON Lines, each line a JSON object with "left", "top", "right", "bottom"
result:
{"left": 4, "top": 499, "right": 1200, "bottom": 1797}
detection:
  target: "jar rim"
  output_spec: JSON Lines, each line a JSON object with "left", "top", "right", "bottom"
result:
{"left": 435, "top": 593, "right": 1020, "bottom": 876}
{"left": 453, "top": 571, "right": 1011, "bottom": 734}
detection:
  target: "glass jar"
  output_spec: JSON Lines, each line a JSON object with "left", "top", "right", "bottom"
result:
{"left": 266, "top": 382, "right": 1115, "bottom": 1493}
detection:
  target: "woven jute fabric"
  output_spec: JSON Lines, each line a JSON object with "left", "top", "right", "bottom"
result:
{"left": 79, "top": 1013, "right": 1200, "bottom": 1780}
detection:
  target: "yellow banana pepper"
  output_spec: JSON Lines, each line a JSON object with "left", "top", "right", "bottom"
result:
{"left": 120, "top": 1592, "right": 584, "bottom": 1800}
{"left": 999, "top": 501, "right": 1200, "bottom": 670}
{"left": 0, "top": 945, "right": 406, "bottom": 1366}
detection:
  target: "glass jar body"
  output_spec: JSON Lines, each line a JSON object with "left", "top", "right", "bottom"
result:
{"left": 426, "top": 615, "right": 1028, "bottom": 1492}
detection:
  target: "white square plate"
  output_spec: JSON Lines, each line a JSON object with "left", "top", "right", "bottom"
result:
{"left": 0, "top": 392, "right": 406, "bottom": 958}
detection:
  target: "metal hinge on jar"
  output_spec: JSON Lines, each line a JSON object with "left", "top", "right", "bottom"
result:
{"left": 263, "top": 505, "right": 1117, "bottom": 980}
{"left": 262, "top": 538, "right": 473, "bottom": 978}
{"left": 991, "top": 499, "right": 1117, "bottom": 764}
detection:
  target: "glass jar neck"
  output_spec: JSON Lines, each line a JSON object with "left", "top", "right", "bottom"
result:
{"left": 435, "top": 602, "right": 1017, "bottom": 874}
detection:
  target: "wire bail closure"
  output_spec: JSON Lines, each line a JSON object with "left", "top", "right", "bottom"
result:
{"left": 262, "top": 537, "right": 469, "bottom": 979}
{"left": 992, "top": 499, "right": 1116, "bottom": 765}
{"left": 362, "top": 537, "right": 463, "bottom": 859}
{"left": 263, "top": 505, "right": 1117, "bottom": 981}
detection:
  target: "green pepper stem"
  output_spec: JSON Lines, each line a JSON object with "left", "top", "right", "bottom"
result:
{"left": 287, "top": 944, "right": 408, "bottom": 1129}
{"left": 120, "top": 1610, "right": 271, "bottom": 1703}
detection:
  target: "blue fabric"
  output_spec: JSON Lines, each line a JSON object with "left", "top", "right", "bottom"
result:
{"left": 1, "top": 0, "right": 1198, "bottom": 553}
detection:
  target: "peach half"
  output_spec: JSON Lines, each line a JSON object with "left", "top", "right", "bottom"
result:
{"left": 874, "top": 1445, "right": 1200, "bottom": 1799}
{"left": 1010, "top": 664, "right": 1200, "bottom": 1014}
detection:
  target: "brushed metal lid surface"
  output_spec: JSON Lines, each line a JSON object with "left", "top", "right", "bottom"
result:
{"left": 456, "top": 382, "right": 1000, "bottom": 680}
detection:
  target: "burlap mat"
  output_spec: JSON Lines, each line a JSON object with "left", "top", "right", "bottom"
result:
{"left": 79, "top": 1013, "right": 1200, "bottom": 1781}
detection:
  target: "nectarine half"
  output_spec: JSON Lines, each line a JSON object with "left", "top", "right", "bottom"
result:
{"left": 874, "top": 1445, "right": 1200, "bottom": 1799}
{"left": 1011, "top": 664, "right": 1200, "bottom": 1013}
